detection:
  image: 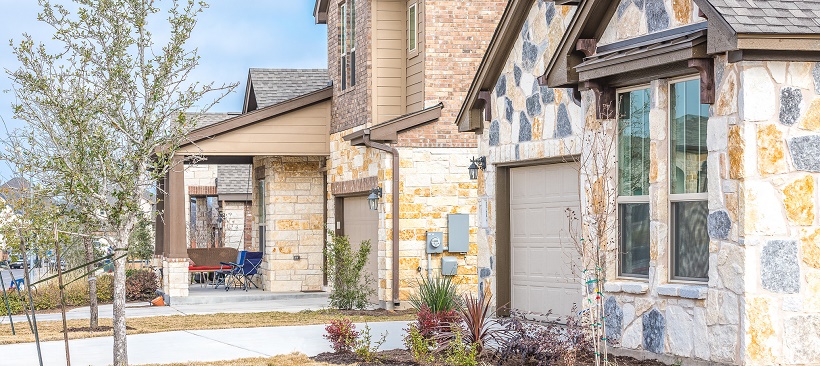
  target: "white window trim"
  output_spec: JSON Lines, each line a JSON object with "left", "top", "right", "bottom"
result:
{"left": 615, "top": 84, "right": 652, "bottom": 280}
{"left": 408, "top": 3, "right": 417, "bottom": 54}
{"left": 667, "top": 75, "right": 709, "bottom": 284}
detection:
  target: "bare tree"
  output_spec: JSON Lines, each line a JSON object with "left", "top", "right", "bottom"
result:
{"left": 4, "top": 1, "right": 235, "bottom": 364}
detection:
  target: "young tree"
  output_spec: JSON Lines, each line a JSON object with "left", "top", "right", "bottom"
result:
{"left": 4, "top": 1, "right": 234, "bottom": 364}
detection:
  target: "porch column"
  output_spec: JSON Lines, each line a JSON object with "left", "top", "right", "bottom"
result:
{"left": 161, "top": 155, "right": 189, "bottom": 299}
{"left": 154, "top": 174, "right": 166, "bottom": 256}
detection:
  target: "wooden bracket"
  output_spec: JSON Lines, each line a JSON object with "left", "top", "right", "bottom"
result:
{"left": 584, "top": 81, "right": 615, "bottom": 119}
{"left": 537, "top": 74, "right": 549, "bottom": 86}
{"left": 477, "top": 90, "right": 492, "bottom": 121}
{"left": 576, "top": 39, "right": 597, "bottom": 57}
{"left": 698, "top": 9, "right": 708, "bottom": 19}
{"left": 688, "top": 58, "right": 715, "bottom": 104}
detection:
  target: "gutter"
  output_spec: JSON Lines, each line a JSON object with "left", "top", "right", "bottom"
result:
{"left": 361, "top": 131, "right": 401, "bottom": 307}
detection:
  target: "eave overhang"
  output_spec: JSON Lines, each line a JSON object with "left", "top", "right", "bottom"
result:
{"left": 455, "top": 0, "right": 538, "bottom": 133}
{"left": 314, "top": 0, "right": 329, "bottom": 24}
{"left": 344, "top": 103, "right": 444, "bottom": 144}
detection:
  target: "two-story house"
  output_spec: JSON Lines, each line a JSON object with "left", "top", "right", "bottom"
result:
{"left": 311, "top": 0, "right": 506, "bottom": 308}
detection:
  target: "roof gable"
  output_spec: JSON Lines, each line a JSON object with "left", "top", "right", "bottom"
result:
{"left": 242, "top": 68, "right": 330, "bottom": 113}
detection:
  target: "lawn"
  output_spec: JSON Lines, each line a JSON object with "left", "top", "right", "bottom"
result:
{"left": 0, "top": 309, "right": 414, "bottom": 345}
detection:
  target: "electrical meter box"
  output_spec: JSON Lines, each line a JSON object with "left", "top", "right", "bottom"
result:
{"left": 441, "top": 257, "right": 458, "bottom": 276}
{"left": 447, "top": 214, "right": 469, "bottom": 253}
{"left": 426, "top": 232, "right": 444, "bottom": 254}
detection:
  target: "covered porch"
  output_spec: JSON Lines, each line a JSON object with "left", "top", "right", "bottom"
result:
{"left": 154, "top": 87, "right": 332, "bottom": 299}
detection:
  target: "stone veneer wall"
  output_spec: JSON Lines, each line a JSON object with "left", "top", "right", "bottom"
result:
{"left": 598, "top": 0, "right": 701, "bottom": 46}
{"left": 725, "top": 60, "right": 820, "bottom": 365}
{"left": 327, "top": 128, "right": 480, "bottom": 308}
{"left": 221, "top": 201, "right": 249, "bottom": 250}
{"left": 471, "top": 0, "right": 775, "bottom": 364}
{"left": 252, "top": 156, "right": 325, "bottom": 292}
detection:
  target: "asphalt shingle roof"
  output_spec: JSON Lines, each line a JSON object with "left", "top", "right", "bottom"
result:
{"left": 706, "top": 0, "right": 820, "bottom": 34}
{"left": 189, "top": 112, "right": 242, "bottom": 129}
{"left": 217, "top": 165, "right": 252, "bottom": 195}
{"left": 248, "top": 68, "right": 330, "bottom": 109}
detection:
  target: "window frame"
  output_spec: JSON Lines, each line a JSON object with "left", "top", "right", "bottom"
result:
{"left": 615, "top": 83, "right": 652, "bottom": 280}
{"left": 408, "top": 3, "right": 418, "bottom": 55}
{"left": 339, "top": 2, "right": 348, "bottom": 90}
{"left": 667, "top": 75, "right": 709, "bottom": 283}
{"left": 349, "top": 0, "right": 356, "bottom": 86}
{"left": 257, "top": 178, "right": 266, "bottom": 253}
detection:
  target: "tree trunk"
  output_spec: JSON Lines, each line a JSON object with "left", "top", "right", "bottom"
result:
{"left": 84, "top": 237, "right": 98, "bottom": 329}
{"left": 112, "top": 233, "right": 128, "bottom": 366}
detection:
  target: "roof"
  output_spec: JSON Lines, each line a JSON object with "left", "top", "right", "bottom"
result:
{"left": 701, "top": 0, "right": 820, "bottom": 34}
{"left": 185, "top": 112, "right": 242, "bottom": 130}
{"left": 217, "top": 165, "right": 252, "bottom": 195}
{"left": 314, "top": 0, "right": 329, "bottom": 24}
{"left": 455, "top": 0, "right": 538, "bottom": 132}
{"left": 0, "top": 177, "right": 30, "bottom": 204}
{"left": 243, "top": 68, "right": 330, "bottom": 113}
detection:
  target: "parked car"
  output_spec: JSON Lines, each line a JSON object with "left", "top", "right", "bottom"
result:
{"left": 9, "top": 261, "right": 24, "bottom": 269}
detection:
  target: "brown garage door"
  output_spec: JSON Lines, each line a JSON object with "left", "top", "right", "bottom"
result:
{"left": 342, "top": 196, "right": 380, "bottom": 305}
{"left": 510, "top": 163, "right": 581, "bottom": 319}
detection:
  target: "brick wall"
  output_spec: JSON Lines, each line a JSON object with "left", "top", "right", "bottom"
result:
{"left": 328, "top": 0, "right": 372, "bottom": 133}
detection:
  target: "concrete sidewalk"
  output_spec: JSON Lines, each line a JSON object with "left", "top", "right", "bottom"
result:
{"left": 0, "top": 293, "right": 330, "bottom": 324}
{"left": 0, "top": 321, "right": 409, "bottom": 366}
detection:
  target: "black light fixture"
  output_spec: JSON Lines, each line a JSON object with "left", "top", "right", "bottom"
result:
{"left": 468, "top": 156, "right": 486, "bottom": 180}
{"left": 367, "top": 187, "right": 383, "bottom": 211}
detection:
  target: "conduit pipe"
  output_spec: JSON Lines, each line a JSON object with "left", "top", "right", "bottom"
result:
{"left": 362, "top": 131, "right": 401, "bottom": 307}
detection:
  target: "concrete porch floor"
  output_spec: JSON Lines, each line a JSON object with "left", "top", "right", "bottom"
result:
{"left": 170, "top": 284, "right": 328, "bottom": 305}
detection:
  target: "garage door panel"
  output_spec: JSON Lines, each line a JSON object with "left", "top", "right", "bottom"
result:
{"left": 510, "top": 164, "right": 581, "bottom": 320}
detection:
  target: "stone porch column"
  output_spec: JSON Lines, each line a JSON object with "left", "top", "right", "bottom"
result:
{"left": 161, "top": 155, "right": 189, "bottom": 298}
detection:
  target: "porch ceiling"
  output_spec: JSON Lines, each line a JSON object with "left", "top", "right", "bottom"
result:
{"left": 177, "top": 86, "right": 332, "bottom": 157}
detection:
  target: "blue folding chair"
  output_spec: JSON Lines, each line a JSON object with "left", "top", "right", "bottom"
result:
{"left": 217, "top": 250, "right": 247, "bottom": 291}
{"left": 240, "top": 252, "right": 263, "bottom": 290}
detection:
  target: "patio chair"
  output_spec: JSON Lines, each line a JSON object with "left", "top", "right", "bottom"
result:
{"left": 219, "top": 250, "right": 248, "bottom": 291}
{"left": 240, "top": 252, "right": 263, "bottom": 290}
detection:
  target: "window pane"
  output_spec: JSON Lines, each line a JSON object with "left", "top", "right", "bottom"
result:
{"left": 350, "top": 0, "right": 355, "bottom": 49}
{"left": 339, "top": 4, "right": 346, "bottom": 54}
{"left": 618, "top": 88, "right": 650, "bottom": 196}
{"left": 409, "top": 5, "right": 416, "bottom": 51}
{"left": 670, "top": 79, "right": 708, "bottom": 194}
{"left": 672, "top": 201, "right": 709, "bottom": 280}
{"left": 619, "top": 203, "right": 650, "bottom": 277}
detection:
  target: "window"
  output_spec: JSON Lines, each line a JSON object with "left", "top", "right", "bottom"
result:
{"left": 257, "top": 178, "right": 266, "bottom": 253}
{"left": 349, "top": 0, "right": 356, "bottom": 86}
{"left": 669, "top": 79, "right": 709, "bottom": 281}
{"left": 408, "top": 3, "right": 417, "bottom": 53}
{"left": 339, "top": 3, "right": 347, "bottom": 90}
{"left": 617, "top": 87, "right": 651, "bottom": 277}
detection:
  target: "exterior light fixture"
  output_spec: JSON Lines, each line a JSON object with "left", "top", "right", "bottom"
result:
{"left": 367, "top": 187, "right": 383, "bottom": 211}
{"left": 468, "top": 156, "right": 486, "bottom": 180}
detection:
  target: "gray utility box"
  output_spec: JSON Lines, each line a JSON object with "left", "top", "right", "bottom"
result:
{"left": 447, "top": 214, "right": 469, "bottom": 253}
{"left": 441, "top": 257, "right": 458, "bottom": 276}
{"left": 426, "top": 231, "right": 444, "bottom": 254}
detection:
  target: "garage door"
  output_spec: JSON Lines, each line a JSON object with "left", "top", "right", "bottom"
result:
{"left": 342, "top": 196, "right": 379, "bottom": 304}
{"left": 510, "top": 163, "right": 581, "bottom": 319}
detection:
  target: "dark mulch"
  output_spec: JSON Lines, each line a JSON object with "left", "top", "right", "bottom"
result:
{"left": 312, "top": 349, "right": 668, "bottom": 366}
{"left": 64, "top": 325, "right": 136, "bottom": 333}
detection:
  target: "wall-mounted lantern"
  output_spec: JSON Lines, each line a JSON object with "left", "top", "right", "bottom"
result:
{"left": 468, "top": 156, "right": 486, "bottom": 180}
{"left": 367, "top": 187, "right": 383, "bottom": 211}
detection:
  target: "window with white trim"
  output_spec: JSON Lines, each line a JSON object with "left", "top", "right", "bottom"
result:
{"left": 408, "top": 3, "right": 417, "bottom": 53}
{"left": 669, "top": 78, "right": 709, "bottom": 281}
{"left": 339, "top": 2, "right": 347, "bottom": 90}
{"left": 617, "top": 87, "right": 651, "bottom": 278}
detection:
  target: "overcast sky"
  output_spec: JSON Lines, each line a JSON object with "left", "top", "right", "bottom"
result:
{"left": 0, "top": 0, "right": 328, "bottom": 180}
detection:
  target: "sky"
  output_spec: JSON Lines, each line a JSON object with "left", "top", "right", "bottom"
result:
{"left": 0, "top": 0, "right": 328, "bottom": 181}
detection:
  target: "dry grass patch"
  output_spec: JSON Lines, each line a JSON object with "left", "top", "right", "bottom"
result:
{"left": 0, "top": 309, "right": 414, "bottom": 345}
{"left": 140, "top": 352, "right": 337, "bottom": 366}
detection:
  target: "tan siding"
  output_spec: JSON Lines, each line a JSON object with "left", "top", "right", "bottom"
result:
{"left": 406, "top": 0, "right": 424, "bottom": 113}
{"left": 178, "top": 100, "right": 330, "bottom": 156}
{"left": 372, "top": 0, "right": 407, "bottom": 125}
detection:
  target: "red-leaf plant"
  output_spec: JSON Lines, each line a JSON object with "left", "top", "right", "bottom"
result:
{"left": 436, "top": 293, "right": 509, "bottom": 355}
{"left": 324, "top": 318, "right": 360, "bottom": 353}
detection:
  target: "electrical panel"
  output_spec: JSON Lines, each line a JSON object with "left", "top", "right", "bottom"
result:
{"left": 447, "top": 214, "right": 469, "bottom": 253}
{"left": 441, "top": 257, "right": 458, "bottom": 276}
{"left": 426, "top": 231, "right": 444, "bottom": 254}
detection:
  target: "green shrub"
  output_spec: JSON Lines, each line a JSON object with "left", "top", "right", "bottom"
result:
{"left": 354, "top": 324, "right": 387, "bottom": 363}
{"left": 323, "top": 231, "right": 375, "bottom": 310}
{"left": 404, "top": 324, "right": 435, "bottom": 364}
{"left": 125, "top": 270, "right": 158, "bottom": 301}
{"left": 410, "top": 275, "right": 461, "bottom": 313}
{"left": 443, "top": 328, "right": 479, "bottom": 366}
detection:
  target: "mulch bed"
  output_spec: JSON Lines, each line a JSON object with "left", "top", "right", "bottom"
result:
{"left": 312, "top": 349, "right": 668, "bottom": 366}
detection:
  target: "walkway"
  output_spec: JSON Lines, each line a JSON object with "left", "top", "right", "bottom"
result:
{"left": 0, "top": 321, "right": 408, "bottom": 365}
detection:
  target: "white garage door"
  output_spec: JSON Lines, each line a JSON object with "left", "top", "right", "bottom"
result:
{"left": 343, "top": 196, "right": 379, "bottom": 305}
{"left": 510, "top": 163, "right": 581, "bottom": 319}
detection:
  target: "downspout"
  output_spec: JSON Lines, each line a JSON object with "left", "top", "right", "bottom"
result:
{"left": 362, "top": 130, "right": 401, "bottom": 307}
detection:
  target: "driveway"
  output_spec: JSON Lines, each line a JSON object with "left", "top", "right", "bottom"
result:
{"left": 0, "top": 321, "right": 409, "bottom": 366}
